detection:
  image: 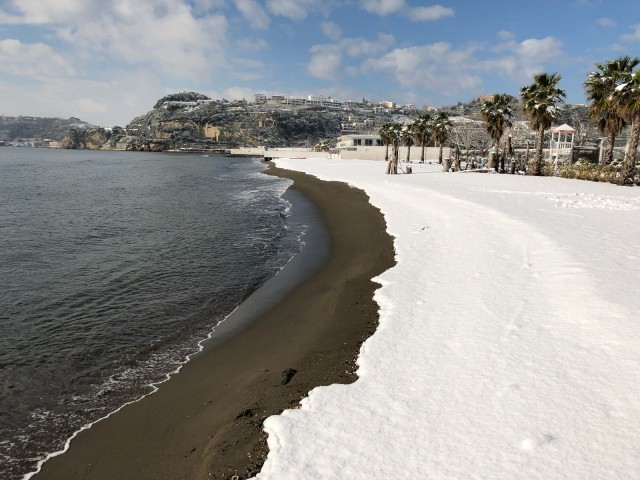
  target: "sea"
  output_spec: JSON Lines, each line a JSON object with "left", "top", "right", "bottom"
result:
{"left": 0, "top": 148, "right": 316, "bottom": 479}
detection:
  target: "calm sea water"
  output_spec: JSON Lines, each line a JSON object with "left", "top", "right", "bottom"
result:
{"left": 0, "top": 148, "right": 307, "bottom": 479}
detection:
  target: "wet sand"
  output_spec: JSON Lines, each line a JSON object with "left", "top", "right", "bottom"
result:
{"left": 35, "top": 164, "right": 395, "bottom": 480}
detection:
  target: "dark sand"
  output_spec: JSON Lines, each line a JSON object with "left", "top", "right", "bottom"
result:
{"left": 35, "top": 165, "right": 395, "bottom": 480}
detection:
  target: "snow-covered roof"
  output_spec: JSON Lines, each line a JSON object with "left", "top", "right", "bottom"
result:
{"left": 552, "top": 123, "right": 576, "bottom": 132}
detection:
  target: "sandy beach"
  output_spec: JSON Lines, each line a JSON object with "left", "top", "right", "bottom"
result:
{"left": 34, "top": 164, "right": 395, "bottom": 480}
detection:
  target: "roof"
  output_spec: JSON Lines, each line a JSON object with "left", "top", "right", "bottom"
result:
{"left": 552, "top": 123, "right": 576, "bottom": 133}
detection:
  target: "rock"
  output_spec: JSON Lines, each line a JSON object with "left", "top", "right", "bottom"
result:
{"left": 281, "top": 368, "right": 297, "bottom": 385}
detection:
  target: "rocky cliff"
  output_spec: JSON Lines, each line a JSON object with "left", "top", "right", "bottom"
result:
{"left": 98, "top": 92, "right": 344, "bottom": 152}
{"left": 61, "top": 127, "right": 111, "bottom": 150}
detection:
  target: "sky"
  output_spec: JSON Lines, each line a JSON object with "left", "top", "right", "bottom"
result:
{"left": 1, "top": 0, "right": 639, "bottom": 126}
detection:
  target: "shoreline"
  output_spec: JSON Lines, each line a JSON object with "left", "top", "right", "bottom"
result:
{"left": 34, "top": 163, "right": 395, "bottom": 480}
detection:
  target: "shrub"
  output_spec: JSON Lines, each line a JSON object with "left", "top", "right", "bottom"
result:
{"left": 542, "top": 161, "right": 639, "bottom": 185}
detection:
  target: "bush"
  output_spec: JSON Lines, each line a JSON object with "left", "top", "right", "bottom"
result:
{"left": 542, "top": 161, "right": 639, "bottom": 185}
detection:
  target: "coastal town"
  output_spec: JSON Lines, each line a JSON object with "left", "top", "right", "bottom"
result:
{"left": 0, "top": 91, "right": 599, "bottom": 158}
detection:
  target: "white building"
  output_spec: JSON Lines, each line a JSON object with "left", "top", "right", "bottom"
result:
{"left": 336, "top": 134, "right": 382, "bottom": 149}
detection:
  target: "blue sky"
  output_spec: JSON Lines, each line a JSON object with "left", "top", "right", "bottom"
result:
{"left": 1, "top": 0, "right": 639, "bottom": 126}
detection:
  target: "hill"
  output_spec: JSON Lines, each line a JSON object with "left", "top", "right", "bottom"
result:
{"left": 0, "top": 115, "right": 93, "bottom": 143}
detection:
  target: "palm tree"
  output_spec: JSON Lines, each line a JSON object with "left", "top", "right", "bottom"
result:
{"left": 520, "top": 72, "right": 566, "bottom": 175}
{"left": 480, "top": 94, "right": 514, "bottom": 170}
{"left": 411, "top": 113, "right": 432, "bottom": 162}
{"left": 380, "top": 123, "right": 402, "bottom": 174}
{"left": 611, "top": 67, "right": 640, "bottom": 185}
{"left": 389, "top": 123, "right": 403, "bottom": 174}
{"left": 584, "top": 56, "right": 640, "bottom": 166}
{"left": 401, "top": 126, "right": 415, "bottom": 162}
{"left": 379, "top": 123, "right": 394, "bottom": 165}
{"left": 431, "top": 111, "right": 452, "bottom": 164}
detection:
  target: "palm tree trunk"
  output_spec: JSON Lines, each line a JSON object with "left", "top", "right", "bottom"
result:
{"left": 530, "top": 126, "right": 545, "bottom": 176}
{"left": 406, "top": 145, "right": 411, "bottom": 162}
{"left": 420, "top": 142, "right": 425, "bottom": 162}
{"left": 385, "top": 144, "right": 392, "bottom": 174}
{"left": 452, "top": 144, "right": 461, "bottom": 171}
{"left": 394, "top": 143, "right": 400, "bottom": 173}
{"left": 620, "top": 115, "right": 639, "bottom": 185}
{"left": 604, "top": 131, "right": 616, "bottom": 166}
{"left": 438, "top": 144, "right": 443, "bottom": 164}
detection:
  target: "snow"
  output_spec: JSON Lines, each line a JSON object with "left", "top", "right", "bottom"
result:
{"left": 257, "top": 159, "right": 640, "bottom": 480}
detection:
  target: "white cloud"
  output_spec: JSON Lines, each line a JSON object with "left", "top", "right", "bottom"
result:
{"left": 224, "top": 86, "right": 255, "bottom": 100}
{"left": 358, "top": 1, "right": 453, "bottom": 21}
{"left": 0, "top": 0, "right": 89, "bottom": 24}
{"left": 361, "top": 33, "right": 565, "bottom": 101}
{"left": 191, "top": 0, "right": 225, "bottom": 15}
{"left": 596, "top": 17, "right": 616, "bottom": 27}
{"left": 51, "top": 2, "right": 228, "bottom": 81}
{"left": 488, "top": 33, "right": 565, "bottom": 81}
{"left": 621, "top": 23, "right": 640, "bottom": 42}
{"left": 266, "top": 0, "right": 328, "bottom": 20}
{"left": 497, "top": 30, "right": 515, "bottom": 41}
{"left": 0, "top": 1, "right": 229, "bottom": 81}
{"left": 359, "top": 0, "right": 406, "bottom": 15}
{"left": 236, "top": 37, "right": 270, "bottom": 51}
{"left": 364, "top": 42, "right": 483, "bottom": 96}
{"left": 307, "top": 32, "right": 395, "bottom": 80}
{"left": 409, "top": 5, "right": 454, "bottom": 21}
{"left": 518, "top": 37, "right": 561, "bottom": 64}
{"left": 307, "top": 44, "right": 343, "bottom": 80}
{"left": 321, "top": 21, "right": 342, "bottom": 41}
{"left": 0, "top": 69, "right": 167, "bottom": 126}
{"left": 0, "top": 39, "right": 74, "bottom": 77}
{"left": 340, "top": 33, "right": 395, "bottom": 57}
{"left": 228, "top": 57, "right": 268, "bottom": 81}
{"left": 0, "top": 1, "right": 233, "bottom": 125}
{"left": 234, "top": 0, "right": 270, "bottom": 29}
{"left": 77, "top": 98, "right": 108, "bottom": 115}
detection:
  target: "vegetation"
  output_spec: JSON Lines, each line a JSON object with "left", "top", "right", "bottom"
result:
{"left": 0, "top": 116, "right": 92, "bottom": 142}
{"left": 430, "top": 111, "right": 452, "bottom": 164}
{"left": 410, "top": 113, "right": 432, "bottom": 162}
{"left": 609, "top": 65, "right": 640, "bottom": 185}
{"left": 520, "top": 72, "right": 566, "bottom": 176}
{"left": 401, "top": 126, "right": 414, "bottom": 162}
{"left": 583, "top": 56, "right": 639, "bottom": 167}
{"left": 153, "top": 92, "right": 211, "bottom": 109}
{"left": 380, "top": 123, "right": 402, "bottom": 174}
{"left": 480, "top": 94, "right": 514, "bottom": 170}
{"left": 542, "top": 160, "right": 620, "bottom": 183}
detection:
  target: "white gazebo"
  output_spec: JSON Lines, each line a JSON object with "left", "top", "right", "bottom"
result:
{"left": 548, "top": 123, "right": 576, "bottom": 167}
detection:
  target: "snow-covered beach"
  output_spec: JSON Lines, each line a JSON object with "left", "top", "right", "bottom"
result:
{"left": 259, "top": 158, "right": 640, "bottom": 479}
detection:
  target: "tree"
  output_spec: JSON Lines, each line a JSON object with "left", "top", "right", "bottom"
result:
{"left": 520, "top": 72, "right": 566, "bottom": 175}
{"left": 380, "top": 123, "right": 402, "bottom": 174}
{"left": 480, "top": 94, "right": 514, "bottom": 170}
{"left": 584, "top": 56, "right": 640, "bottom": 166}
{"left": 379, "top": 123, "right": 394, "bottom": 165}
{"left": 611, "top": 66, "right": 640, "bottom": 185}
{"left": 411, "top": 113, "right": 432, "bottom": 162}
{"left": 450, "top": 121, "right": 492, "bottom": 169}
{"left": 401, "top": 126, "right": 415, "bottom": 162}
{"left": 431, "top": 111, "right": 452, "bottom": 164}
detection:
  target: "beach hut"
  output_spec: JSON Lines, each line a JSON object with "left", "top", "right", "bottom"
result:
{"left": 548, "top": 123, "right": 576, "bottom": 168}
